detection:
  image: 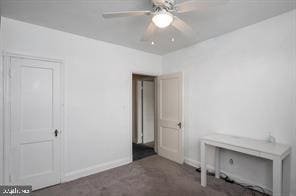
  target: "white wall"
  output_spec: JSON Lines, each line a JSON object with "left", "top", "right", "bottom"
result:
{"left": 143, "top": 81, "right": 155, "bottom": 144}
{"left": 136, "top": 80, "right": 143, "bottom": 144}
{"left": 0, "top": 17, "right": 162, "bottom": 181}
{"left": 163, "top": 10, "right": 296, "bottom": 196}
{"left": 0, "top": 14, "right": 3, "bottom": 185}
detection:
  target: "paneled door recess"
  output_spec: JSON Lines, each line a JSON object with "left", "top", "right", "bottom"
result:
{"left": 157, "top": 73, "right": 183, "bottom": 164}
{"left": 9, "top": 57, "right": 62, "bottom": 190}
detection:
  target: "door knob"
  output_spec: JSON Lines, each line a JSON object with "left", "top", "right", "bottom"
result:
{"left": 177, "top": 122, "right": 182, "bottom": 129}
{"left": 54, "top": 129, "right": 59, "bottom": 137}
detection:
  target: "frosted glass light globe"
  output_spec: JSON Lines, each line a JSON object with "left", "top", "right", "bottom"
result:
{"left": 152, "top": 10, "right": 173, "bottom": 28}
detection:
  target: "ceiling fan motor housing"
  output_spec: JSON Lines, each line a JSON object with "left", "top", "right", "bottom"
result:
{"left": 152, "top": 0, "right": 175, "bottom": 12}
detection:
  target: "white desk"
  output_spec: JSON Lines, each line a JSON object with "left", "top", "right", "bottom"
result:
{"left": 200, "top": 134, "right": 291, "bottom": 196}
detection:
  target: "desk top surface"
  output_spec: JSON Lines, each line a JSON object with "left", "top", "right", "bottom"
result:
{"left": 201, "top": 133, "right": 291, "bottom": 157}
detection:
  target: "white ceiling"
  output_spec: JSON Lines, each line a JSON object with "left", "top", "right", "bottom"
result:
{"left": 0, "top": 0, "right": 295, "bottom": 55}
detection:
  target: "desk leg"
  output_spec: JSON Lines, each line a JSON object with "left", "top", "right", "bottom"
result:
{"left": 201, "top": 142, "right": 207, "bottom": 187}
{"left": 215, "top": 147, "right": 220, "bottom": 179}
{"left": 273, "top": 157, "right": 282, "bottom": 196}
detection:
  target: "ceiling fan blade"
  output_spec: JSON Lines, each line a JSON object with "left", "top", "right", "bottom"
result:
{"left": 171, "top": 16, "right": 194, "bottom": 37}
{"left": 175, "top": 0, "right": 228, "bottom": 13}
{"left": 141, "top": 22, "right": 157, "bottom": 41}
{"left": 102, "top": 10, "right": 151, "bottom": 18}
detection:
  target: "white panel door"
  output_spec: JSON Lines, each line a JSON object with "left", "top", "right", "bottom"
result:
{"left": 157, "top": 73, "right": 183, "bottom": 163}
{"left": 10, "top": 57, "right": 61, "bottom": 190}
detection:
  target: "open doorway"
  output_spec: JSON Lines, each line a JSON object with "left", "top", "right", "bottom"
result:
{"left": 132, "top": 74, "right": 157, "bottom": 161}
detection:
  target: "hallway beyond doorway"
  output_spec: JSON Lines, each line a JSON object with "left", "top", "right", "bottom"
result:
{"left": 132, "top": 143, "right": 156, "bottom": 161}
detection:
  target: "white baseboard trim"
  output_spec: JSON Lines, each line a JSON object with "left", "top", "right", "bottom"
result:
{"left": 184, "top": 157, "right": 272, "bottom": 195}
{"left": 62, "top": 157, "right": 132, "bottom": 182}
{"left": 184, "top": 157, "right": 215, "bottom": 171}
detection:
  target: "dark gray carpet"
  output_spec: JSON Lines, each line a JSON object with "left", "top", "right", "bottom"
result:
{"left": 132, "top": 143, "right": 156, "bottom": 161}
{"left": 33, "top": 155, "right": 264, "bottom": 196}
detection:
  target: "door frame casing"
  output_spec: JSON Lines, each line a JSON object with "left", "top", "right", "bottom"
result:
{"left": 2, "top": 52, "right": 65, "bottom": 186}
{"left": 130, "top": 71, "right": 184, "bottom": 162}
{"left": 130, "top": 71, "right": 159, "bottom": 160}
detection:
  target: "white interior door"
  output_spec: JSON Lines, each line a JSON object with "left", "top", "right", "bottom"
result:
{"left": 157, "top": 73, "right": 183, "bottom": 163}
{"left": 9, "top": 57, "right": 62, "bottom": 190}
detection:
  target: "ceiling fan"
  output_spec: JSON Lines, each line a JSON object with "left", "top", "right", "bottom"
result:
{"left": 102, "top": 0, "right": 224, "bottom": 42}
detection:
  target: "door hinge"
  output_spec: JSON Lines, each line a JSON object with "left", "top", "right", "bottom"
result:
{"left": 8, "top": 68, "right": 12, "bottom": 78}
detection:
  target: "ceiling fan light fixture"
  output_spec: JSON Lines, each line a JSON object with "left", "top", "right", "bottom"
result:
{"left": 152, "top": 10, "right": 173, "bottom": 28}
